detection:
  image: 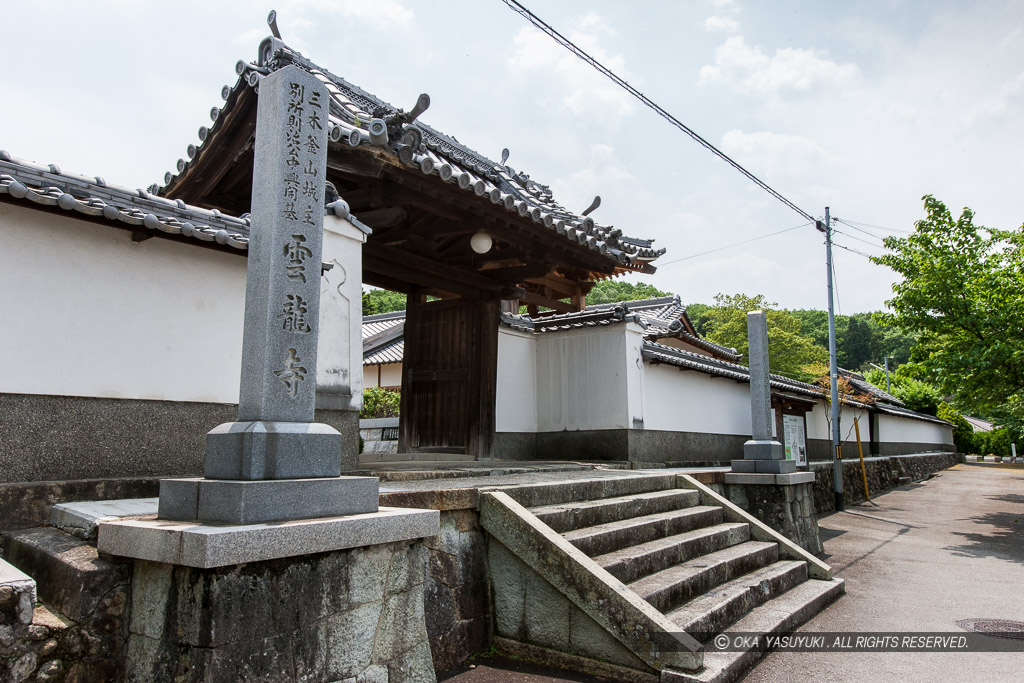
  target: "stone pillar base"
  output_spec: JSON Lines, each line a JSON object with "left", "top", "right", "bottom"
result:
{"left": 730, "top": 458, "right": 797, "bottom": 474}
{"left": 205, "top": 420, "right": 343, "bottom": 480}
{"left": 742, "top": 438, "right": 786, "bottom": 461}
{"left": 722, "top": 472, "right": 822, "bottom": 554}
{"left": 157, "top": 475, "right": 379, "bottom": 525}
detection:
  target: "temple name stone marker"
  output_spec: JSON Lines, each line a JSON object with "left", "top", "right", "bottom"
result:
{"left": 157, "top": 65, "right": 378, "bottom": 524}
{"left": 731, "top": 310, "right": 795, "bottom": 475}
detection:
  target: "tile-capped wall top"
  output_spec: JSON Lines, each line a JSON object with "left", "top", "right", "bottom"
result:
{"left": 1, "top": 151, "right": 251, "bottom": 251}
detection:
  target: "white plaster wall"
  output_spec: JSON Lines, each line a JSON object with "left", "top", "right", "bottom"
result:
{"left": 363, "top": 363, "right": 402, "bottom": 389}
{"left": 316, "top": 215, "right": 366, "bottom": 411}
{"left": 496, "top": 328, "right": 537, "bottom": 432}
{"left": 0, "top": 204, "right": 246, "bottom": 404}
{"left": 1, "top": 205, "right": 368, "bottom": 408}
{"left": 642, "top": 363, "right": 754, "bottom": 435}
{"left": 878, "top": 414, "right": 953, "bottom": 446}
{"left": 804, "top": 404, "right": 871, "bottom": 442}
{"left": 534, "top": 324, "right": 634, "bottom": 432}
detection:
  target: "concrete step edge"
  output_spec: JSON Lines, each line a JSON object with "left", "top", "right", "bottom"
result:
{"left": 564, "top": 506, "right": 725, "bottom": 557}
{"left": 486, "top": 473, "right": 680, "bottom": 508}
{"left": 595, "top": 522, "right": 751, "bottom": 584}
{"left": 630, "top": 541, "right": 779, "bottom": 613}
{"left": 660, "top": 578, "right": 846, "bottom": 683}
{"left": 666, "top": 560, "right": 808, "bottom": 634}
{"left": 531, "top": 489, "right": 701, "bottom": 533}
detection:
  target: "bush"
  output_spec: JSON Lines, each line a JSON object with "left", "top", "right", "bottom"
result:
{"left": 361, "top": 387, "right": 400, "bottom": 419}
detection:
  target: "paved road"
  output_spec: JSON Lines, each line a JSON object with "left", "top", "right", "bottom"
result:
{"left": 745, "top": 462, "right": 1024, "bottom": 682}
{"left": 442, "top": 463, "right": 1024, "bottom": 682}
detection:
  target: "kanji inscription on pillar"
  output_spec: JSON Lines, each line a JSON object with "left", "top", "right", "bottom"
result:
{"left": 238, "top": 65, "right": 329, "bottom": 423}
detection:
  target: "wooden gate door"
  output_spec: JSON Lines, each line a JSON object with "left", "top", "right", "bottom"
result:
{"left": 399, "top": 296, "right": 497, "bottom": 456}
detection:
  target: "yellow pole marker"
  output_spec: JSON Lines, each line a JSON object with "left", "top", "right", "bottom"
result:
{"left": 854, "top": 417, "right": 870, "bottom": 501}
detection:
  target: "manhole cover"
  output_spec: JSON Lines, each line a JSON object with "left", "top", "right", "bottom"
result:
{"left": 957, "top": 619, "right": 1024, "bottom": 640}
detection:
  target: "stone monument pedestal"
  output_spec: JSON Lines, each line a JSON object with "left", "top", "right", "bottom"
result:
{"left": 722, "top": 471, "right": 821, "bottom": 553}
{"left": 98, "top": 508, "right": 440, "bottom": 681}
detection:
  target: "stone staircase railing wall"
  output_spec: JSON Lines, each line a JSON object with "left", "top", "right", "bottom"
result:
{"left": 479, "top": 474, "right": 844, "bottom": 682}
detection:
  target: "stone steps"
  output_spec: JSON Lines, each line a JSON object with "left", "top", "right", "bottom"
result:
{"left": 630, "top": 541, "right": 779, "bottom": 614}
{"left": 664, "top": 577, "right": 846, "bottom": 683}
{"left": 531, "top": 488, "right": 700, "bottom": 533}
{"left": 594, "top": 522, "right": 750, "bottom": 584}
{"left": 492, "top": 473, "right": 678, "bottom": 509}
{"left": 561, "top": 505, "right": 724, "bottom": 557}
{"left": 481, "top": 473, "right": 844, "bottom": 682}
{"left": 665, "top": 560, "right": 807, "bottom": 635}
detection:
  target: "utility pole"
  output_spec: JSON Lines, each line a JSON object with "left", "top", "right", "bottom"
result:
{"left": 884, "top": 355, "right": 890, "bottom": 393}
{"left": 818, "top": 207, "right": 844, "bottom": 511}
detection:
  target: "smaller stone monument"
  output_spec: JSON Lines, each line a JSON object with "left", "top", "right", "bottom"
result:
{"left": 731, "top": 310, "right": 795, "bottom": 475}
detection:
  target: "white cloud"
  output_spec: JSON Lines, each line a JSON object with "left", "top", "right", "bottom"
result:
{"left": 720, "top": 130, "right": 829, "bottom": 181}
{"left": 508, "top": 15, "right": 634, "bottom": 126}
{"left": 704, "top": 0, "right": 740, "bottom": 33}
{"left": 699, "top": 36, "right": 859, "bottom": 94}
{"left": 279, "top": 0, "right": 414, "bottom": 30}
{"left": 705, "top": 15, "right": 739, "bottom": 33}
{"left": 967, "top": 70, "right": 1024, "bottom": 125}
{"left": 554, "top": 144, "right": 637, "bottom": 215}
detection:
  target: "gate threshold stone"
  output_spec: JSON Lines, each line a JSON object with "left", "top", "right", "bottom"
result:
{"left": 97, "top": 506, "right": 438, "bottom": 568}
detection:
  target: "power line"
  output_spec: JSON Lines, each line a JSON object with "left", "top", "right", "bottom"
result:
{"left": 498, "top": 0, "right": 816, "bottom": 224}
{"left": 835, "top": 217, "right": 911, "bottom": 234}
{"left": 832, "top": 241, "right": 881, "bottom": 260}
{"left": 658, "top": 222, "right": 811, "bottom": 267}
{"left": 833, "top": 228, "right": 886, "bottom": 249}
{"left": 834, "top": 219, "right": 887, "bottom": 241}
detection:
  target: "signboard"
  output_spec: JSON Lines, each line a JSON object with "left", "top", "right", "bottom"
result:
{"left": 783, "top": 414, "right": 807, "bottom": 467}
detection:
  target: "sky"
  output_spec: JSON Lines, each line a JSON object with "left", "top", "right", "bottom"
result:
{"left": 4, "top": 0, "right": 1023, "bottom": 313}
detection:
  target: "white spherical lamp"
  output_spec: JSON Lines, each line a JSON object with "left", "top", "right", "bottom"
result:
{"left": 470, "top": 230, "right": 493, "bottom": 254}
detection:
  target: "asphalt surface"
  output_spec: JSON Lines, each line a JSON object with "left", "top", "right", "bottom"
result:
{"left": 442, "top": 462, "right": 1024, "bottom": 682}
{"left": 745, "top": 461, "right": 1024, "bottom": 682}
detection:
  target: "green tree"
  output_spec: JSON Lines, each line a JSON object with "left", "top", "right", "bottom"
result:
{"left": 789, "top": 309, "right": 832, "bottom": 351}
{"left": 362, "top": 288, "right": 407, "bottom": 316}
{"left": 864, "top": 365, "right": 943, "bottom": 415}
{"left": 937, "top": 402, "right": 974, "bottom": 453}
{"left": 839, "top": 314, "right": 880, "bottom": 370}
{"left": 684, "top": 302, "right": 711, "bottom": 336}
{"left": 586, "top": 280, "right": 670, "bottom": 306}
{"left": 872, "top": 195, "right": 1024, "bottom": 427}
{"left": 702, "top": 293, "right": 828, "bottom": 382}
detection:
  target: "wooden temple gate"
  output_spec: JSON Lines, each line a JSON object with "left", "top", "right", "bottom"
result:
{"left": 156, "top": 37, "right": 662, "bottom": 458}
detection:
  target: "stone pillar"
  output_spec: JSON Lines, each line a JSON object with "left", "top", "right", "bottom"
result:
{"left": 732, "top": 311, "right": 794, "bottom": 475}
{"left": 725, "top": 311, "right": 820, "bottom": 553}
{"left": 156, "top": 65, "right": 377, "bottom": 525}
{"left": 98, "top": 65, "right": 439, "bottom": 683}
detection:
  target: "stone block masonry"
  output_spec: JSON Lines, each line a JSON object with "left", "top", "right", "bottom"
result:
{"left": 810, "top": 452, "right": 962, "bottom": 514}
{"left": 422, "top": 509, "right": 490, "bottom": 673}
{"left": 123, "top": 539, "right": 436, "bottom": 682}
{"left": 1, "top": 532, "right": 131, "bottom": 683}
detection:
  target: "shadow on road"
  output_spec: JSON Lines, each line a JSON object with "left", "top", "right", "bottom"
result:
{"left": 946, "top": 509, "right": 1024, "bottom": 562}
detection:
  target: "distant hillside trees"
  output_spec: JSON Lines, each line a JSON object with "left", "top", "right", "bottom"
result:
{"left": 585, "top": 280, "right": 670, "bottom": 306}
{"left": 699, "top": 294, "right": 828, "bottom": 383}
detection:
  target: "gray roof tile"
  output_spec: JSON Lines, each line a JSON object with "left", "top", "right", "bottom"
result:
{"left": 159, "top": 39, "right": 665, "bottom": 272}
{"left": 1, "top": 151, "right": 250, "bottom": 251}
